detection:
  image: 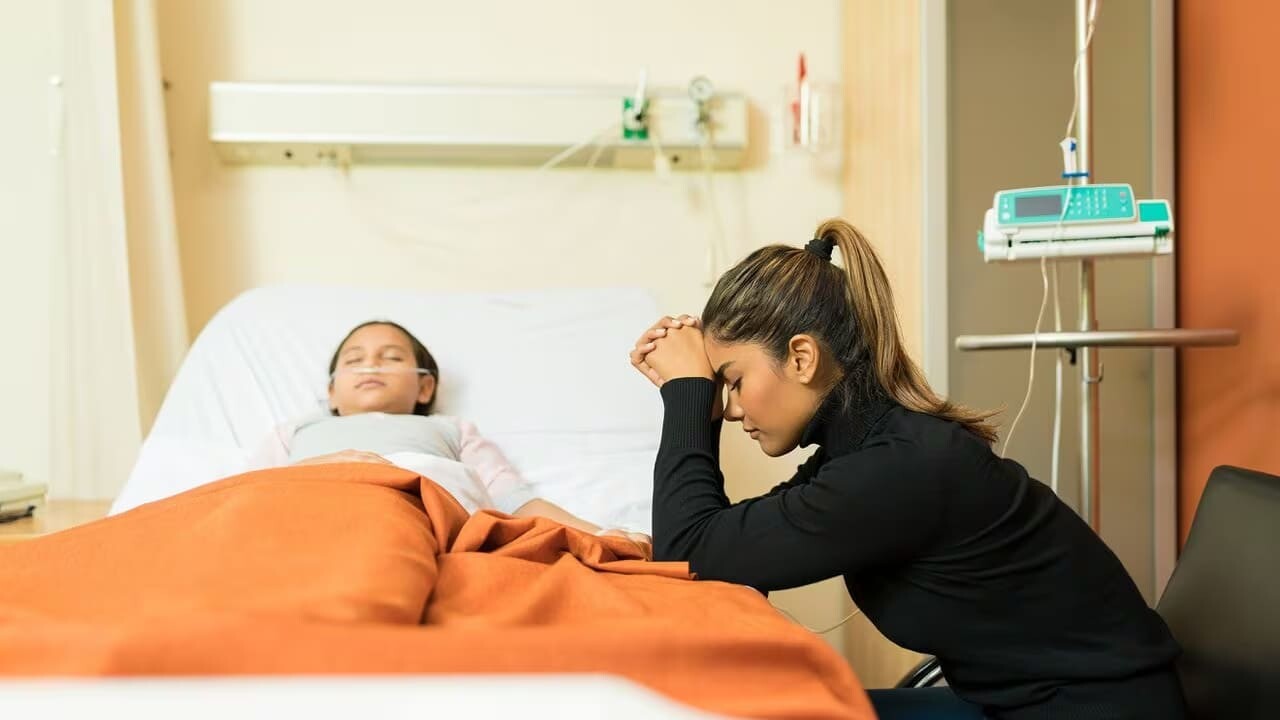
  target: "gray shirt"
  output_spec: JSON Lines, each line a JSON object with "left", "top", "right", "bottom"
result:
{"left": 288, "top": 413, "right": 461, "bottom": 463}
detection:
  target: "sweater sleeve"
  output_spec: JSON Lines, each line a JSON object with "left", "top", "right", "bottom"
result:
{"left": 652, "top": 377, "right": 944, "bottom": 592}
{"left": 244, "top": 423, "right": 292, "bottom": 469}
{"left": 457, "top": 419, "right": 537, "bottom": 514}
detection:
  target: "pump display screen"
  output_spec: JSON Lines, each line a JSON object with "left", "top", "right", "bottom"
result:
{"left": 1016, "top": 194, "right": 1062, "bottom": 217}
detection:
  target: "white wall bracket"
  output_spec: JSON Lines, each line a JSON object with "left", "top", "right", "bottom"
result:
{"left": 209, "top": 82, "right": 749, "bottom": 170}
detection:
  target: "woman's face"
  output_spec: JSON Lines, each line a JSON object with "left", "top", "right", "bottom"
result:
{"left": 329, "top": 324, "right": 435, "bottom": 416}
{"left": 704, "top": 336, "right": 829, "bottom": 457}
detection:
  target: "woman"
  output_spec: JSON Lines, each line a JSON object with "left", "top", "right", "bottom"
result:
{"left": 629, "top": 219, "right": 1184, "bottom": 719}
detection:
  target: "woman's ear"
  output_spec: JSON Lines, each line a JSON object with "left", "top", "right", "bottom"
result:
{"left": 418, "top": 375, "right": 438, "bottom": 405}
{"left": 786, "top": 334, "right": 821, "bottom": 385}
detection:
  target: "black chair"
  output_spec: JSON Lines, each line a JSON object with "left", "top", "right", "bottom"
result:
{"left": 1156, "top": 464, "right": 1280, "bottom": 719}
{"left": 898, "top": 464, "right": 1280, "bottom": 719}
{"left": 896, "top": 655, "right": 944, "bottom": 689}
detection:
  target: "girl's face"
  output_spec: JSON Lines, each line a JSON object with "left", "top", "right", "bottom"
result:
{"left": 704, "top": 335, "right": 831, "bottom": 457}
{"left": 328, "top": 324, "right": 435, "bottom": 416}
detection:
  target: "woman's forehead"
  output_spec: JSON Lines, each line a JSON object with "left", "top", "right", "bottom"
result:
{"left": 705, "top": 338, "right": 768, "bottom": 366}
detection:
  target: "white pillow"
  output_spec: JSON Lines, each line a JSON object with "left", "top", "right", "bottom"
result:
{"left": 112, "top": 286, "right": 664, "bottom": 533}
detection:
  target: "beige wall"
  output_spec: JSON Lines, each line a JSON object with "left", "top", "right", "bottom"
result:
{"left": 948, "top": 0, "right": 1157, "bottom": 601}
{"left": 155, "top": 0, "right": 859, "bottom": 655}
{"left": 158, "top": 0, "right": 845, "bottom": 335}
{"left": 843, "top": 0, "right": 924, "bottom": 360}
{"left": 0, "top": 1, "right": 60, "bottom": 489}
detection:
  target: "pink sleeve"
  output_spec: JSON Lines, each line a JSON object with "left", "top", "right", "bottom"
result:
{"left": 245, "top": 423, "right": 292, "bottom": 470}
{"left": 457, "top": 419, "right": 536, "bottom": 514}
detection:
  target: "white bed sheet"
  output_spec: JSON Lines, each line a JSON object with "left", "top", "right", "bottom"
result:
{"left": 112, "top": 286, "right": 664, "bottom": 532}
{"left": 0, "top": 676, "right": 725, "bottom": 719}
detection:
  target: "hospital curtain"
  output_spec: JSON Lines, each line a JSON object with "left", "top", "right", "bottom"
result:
{"left": 48, "top": 0, "right": 188, "bottom": 499}
{"left": 114, "top": 0, "right": 190, "bottom": 436}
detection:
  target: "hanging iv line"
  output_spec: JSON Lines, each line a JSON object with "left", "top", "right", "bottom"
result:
{"left": 776, "top": 606, "right": 863, "bottom": 635}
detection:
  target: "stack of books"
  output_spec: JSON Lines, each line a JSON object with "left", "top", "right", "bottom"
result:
{"left": 0, "top": 469, "right": 46, "bottom": 523}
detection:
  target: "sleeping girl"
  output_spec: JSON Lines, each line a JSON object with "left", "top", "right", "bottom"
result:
{"left": 250, "top": 320, "right": 649, "bottom": 549}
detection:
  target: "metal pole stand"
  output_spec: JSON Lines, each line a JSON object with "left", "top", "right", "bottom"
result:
{"left": 955, "top": 0, "right": 1239, "bottom": 532}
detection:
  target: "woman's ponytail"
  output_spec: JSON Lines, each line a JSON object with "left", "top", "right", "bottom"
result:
{"left": 817, "top": 219, "right": 998, "bottom": 443}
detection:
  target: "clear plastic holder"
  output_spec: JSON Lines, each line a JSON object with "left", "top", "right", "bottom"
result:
{"left": 775, "top": 79, "right": 842, "bottom": 170}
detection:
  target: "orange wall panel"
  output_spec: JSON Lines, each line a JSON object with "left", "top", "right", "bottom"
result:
{"left": 1176, "top": 0, "right": 1280, "bottom": 543}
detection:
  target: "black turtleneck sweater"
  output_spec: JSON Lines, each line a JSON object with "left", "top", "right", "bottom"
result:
{"left": 652, "top": 377, "right": 1185, "bottom": 720}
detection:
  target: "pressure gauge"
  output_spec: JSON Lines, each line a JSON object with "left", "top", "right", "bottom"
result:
{"left": 688, "top": 76, "right": 715, "bottom": 104}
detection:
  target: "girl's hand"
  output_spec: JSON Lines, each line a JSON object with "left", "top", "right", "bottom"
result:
{"left": 642, "top": 324, "right": 714, "bottom": 384}
{"left": 630, "top": 315, "right": 700, "bottom": 387}
{"left": 599, "top": 529, "right": 653, "bottom": 558}
{"left": 292, "top": 449, "right": 392, "bottom": 466}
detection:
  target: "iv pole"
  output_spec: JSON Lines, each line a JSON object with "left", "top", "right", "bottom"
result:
{"left": 1075, "top": 0, "right": 1103, "bottom": 531}
{"left": 955, "top": 0, "right": 1239, "bottom": 533}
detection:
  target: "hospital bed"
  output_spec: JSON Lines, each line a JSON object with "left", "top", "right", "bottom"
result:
{"left": 112, "top": 286, "right": 664, "bottom": 530}
{"left": 1, "top": 287, "right": 873, "bottom": 720}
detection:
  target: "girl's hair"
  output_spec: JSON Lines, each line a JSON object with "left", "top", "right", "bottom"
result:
{"left": 327, "top": 320, "right": 440, "bottom": 416}
{"left": 701, "top": 218, "right": 999, "bottom": 444}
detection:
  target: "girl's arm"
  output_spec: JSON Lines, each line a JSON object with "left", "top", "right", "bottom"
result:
{"left": 458, "top": 420, "right": 649, "bottom": 550}
{"left": 512, "top": 497, "right": 600, "bottom": 534}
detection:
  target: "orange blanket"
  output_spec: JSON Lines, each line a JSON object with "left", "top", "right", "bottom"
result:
{"left": 0, "top": 465, "right": 873, "bottom": 719}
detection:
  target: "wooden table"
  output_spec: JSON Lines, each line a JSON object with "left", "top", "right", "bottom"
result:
{"left": 0, "top": 500, "right": 112, "bottom": 544}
